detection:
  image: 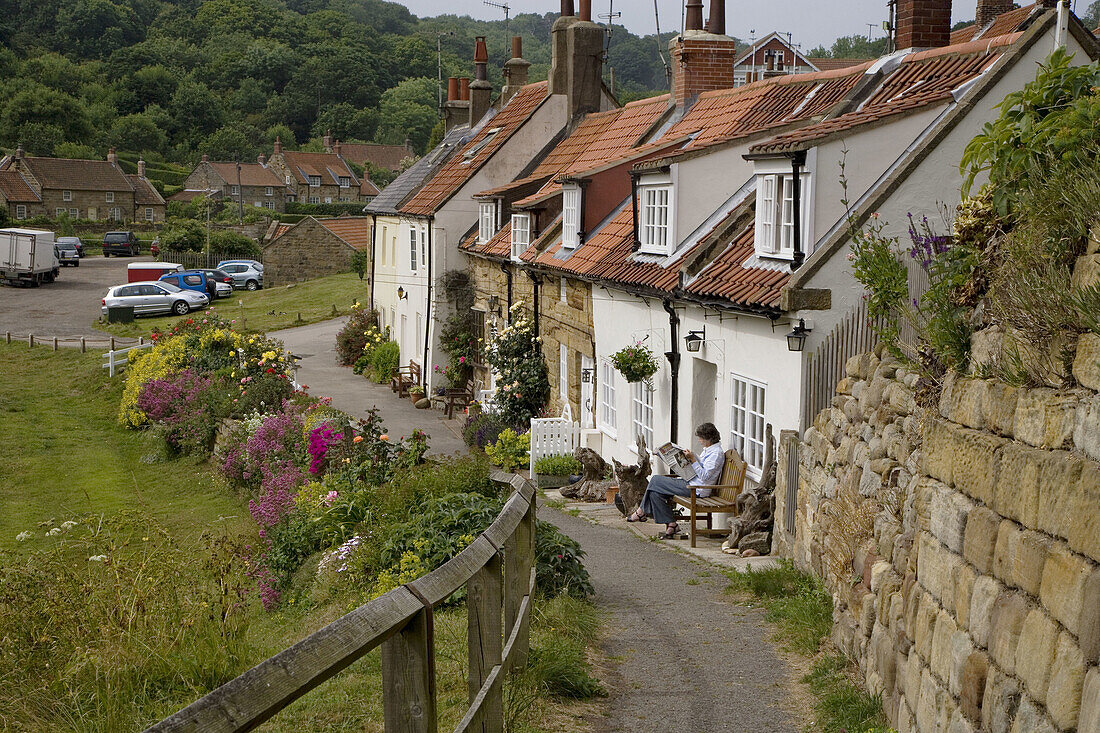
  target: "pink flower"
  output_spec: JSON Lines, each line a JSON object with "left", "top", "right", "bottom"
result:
{"left": 324, "top": 490, "right": 338, "bottom": 506}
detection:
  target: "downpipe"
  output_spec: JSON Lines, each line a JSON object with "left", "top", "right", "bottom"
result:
{"left": 662, "top": 298, "right": 680, "bottom": 444}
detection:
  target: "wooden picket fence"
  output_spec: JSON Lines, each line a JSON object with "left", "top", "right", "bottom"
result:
{"left": 145, "top": 470, "right": 537, "bottom": 733}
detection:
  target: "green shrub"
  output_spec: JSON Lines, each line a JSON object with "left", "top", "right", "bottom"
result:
{"left": 803, "top": 653, "right": 890, "bottom": 733}
{"left": 533, "top": 454, "right": 581, "bottom": 476}
{"left": 726, "top": 559, "right": 832, "bottom": 655}
{"left": 485, "top": 428, "right": 530, "bottom": 473}
{"left": 334, "top": 305, "right": 377, "bottom": 366}
{"left": 367, "top": 340, "right": 400, "bottom": 384}
{"left": 535, "top": 521, "right": 593, "bottom": 598}
{"left": 463, "top": 412, "right": 512, "bottom": 450}
{"left": 286, "top": 202, "right": 368, "bottom": 217}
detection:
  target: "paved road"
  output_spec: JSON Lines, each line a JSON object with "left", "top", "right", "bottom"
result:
{"left": 0, "top": 254, "right": 145, "bottom": 338}
{"left": 271, "top": 318, "right": 468, "bottom": 456}
{"left": 543, "top": 510, "right": 798, "bottom": 733}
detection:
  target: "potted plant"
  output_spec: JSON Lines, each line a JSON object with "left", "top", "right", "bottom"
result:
{"left": 408, "top": 385, "right": 425, "bottom": 402}
{"left": 609, "top": 339, "right": 660, "bottom": 388}
{"left": 533, "top": 454, "right": 582, "bottom": 489}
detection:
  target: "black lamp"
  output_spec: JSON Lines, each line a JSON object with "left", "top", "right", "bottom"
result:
{"left": 580, "top": 367, "right": 594, "bottom": 383}
{"left": 786, "top": 318, "right": 811, "bottom": 352}
{"left": 684, "top": 327, "right": 705, "bottom": 353}
{"left": 396, "top": 286, "right": 407, "bottom": 300}
{"left": 488, "top": 294, "right": 501, "bottom": 316}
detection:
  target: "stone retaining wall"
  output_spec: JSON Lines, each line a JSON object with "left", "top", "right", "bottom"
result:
{"left": 775, "top": 348, "right": 1099, "bottom": 733}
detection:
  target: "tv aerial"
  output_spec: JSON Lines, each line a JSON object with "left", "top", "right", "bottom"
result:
{"left": 484, "top": 0, "right": 510, "bottom": 24}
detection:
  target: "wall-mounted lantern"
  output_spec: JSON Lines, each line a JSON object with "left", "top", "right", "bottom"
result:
{"left": 397, "top": 286, "right": 408, "bottom": 300}
{"left": 684, "top": 327, "right": 705, "bottom": 353}
{"left": 786, "top": 318, "right": 812, "bottom": 352}
{"left": 580, "top": 367, "right": 594, "bottom": 383}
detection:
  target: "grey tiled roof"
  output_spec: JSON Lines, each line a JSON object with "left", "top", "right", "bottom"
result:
{"left": 364, "top": 125, "right": 474, "bottom": 216}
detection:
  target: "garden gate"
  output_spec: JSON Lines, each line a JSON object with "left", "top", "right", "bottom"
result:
{"left": 528, "top": 405, "right": 580, "bottom": 478}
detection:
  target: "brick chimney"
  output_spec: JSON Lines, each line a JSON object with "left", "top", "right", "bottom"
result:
{"left": 323, "top": 130, "right": 333, "bottom": 152}
{"left": 334, "top": 140, "right": 342, "bottom": 157}
{"left": 137, "top": 158, "right": 146, "bottom": 178}
{"left": 14, "top": 144, "right": 24, "bottom": 160}
{"left": 469, "top": 36, "right": 493, "bottom": 126}
{"left": 670, "top": 0, "right": 738, "bottom": 112}
{"left": 201, "top": 153, "right": 209, "bottom": 162}
{"left": 975, "top": 0, "right": 1013, "bottom": 27}
{"left": 273, "top": 137, "right": 282, "bottom": 155}
{"left": 549, "top": 0, "right": 605, "bottom": 120}
{"left": 444, "top": 76, "right": 469, "bottom": 134}
{"left": 501, "top": 36, "right": 532, "bottom": 106}
{"left": 895, "top": 0, "right": 951, "bottom": 50}
{"left": 107, "top": 148, "right": 118, "bottom": 164}
{"left": 257, "top": 152, "right": 266, "bottom": 165}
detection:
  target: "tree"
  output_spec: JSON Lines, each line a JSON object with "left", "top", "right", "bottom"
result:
{"left": 311, "top": 102, "right": 378, "bottom": 143}
{"left": 56, "top": 0, "right": 142, "bottom": 59}
{"left": 1083, "top": 1, "right": 1100, "bottom": 29}
{"left": 819, "top": 34, "right": 890, "bottom": 59}
{"left": 0, "top": 84, "right": 93, "bottom": 147}
{"left": 169, "top": 80, "right": 223, "bottom": 141}
{"left": 110, "top": 112, "right": 169, "bottom": 154}
{"left": 54, "top": 142, "right": 99, "bottom": 159}
{"left": 202, "top": 126, "right": 258, "bottom": 162}
{"left": 119, "top": 65, "right": 177, "bottom": 114}
{"left": 376, "top": 77, "right": 438, "bottom": 154}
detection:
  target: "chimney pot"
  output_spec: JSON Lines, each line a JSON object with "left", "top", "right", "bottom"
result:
{"left": 460, "top": 77, "right": 471, "bottom": 100}
{"left": 474, "top": 36, "right": 489, "bottom": 64}
{"left": 258, "top": 153, "right": 266, "bottom": 165}
{"left": 447, "top": 76, "right": 459, "bottom": 101}
{"left": 202, "top": 153, "right": 209, "bottom": 162}
{"left": 14, "top": 144, "right": 23, "bottom": 160}
{"left": 578, "top": 0, "right": 592, "bottom": 21}
{"left": 560, "top": 0, "right": 574, "bottom": 16}
{"left": 107, "top": 148, "right": 118, "bottom": 164}
{"left": 706, "top": 0, "right": 726, "bottom": 35}
{"left": 137, "top": 158, "right": 146, "bottom": 178}
{"left": 512, "top": 36, "right": 523, "bottom": 59}
{"left": 685, "top": 1, "right": 704, "bottom": 31}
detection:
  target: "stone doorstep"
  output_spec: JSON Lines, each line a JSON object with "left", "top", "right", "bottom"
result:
{"left": 541, "top": 488, "right": 783, "bottom": 571}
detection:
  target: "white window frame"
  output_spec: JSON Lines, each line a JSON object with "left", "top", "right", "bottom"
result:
{"left": 309, "top": 196, "right": 320, "bottom": 204}
{"left": 510, "top": 213, "right": 529, "bottom": 261}
{"left": 638, "top": 183, "right": 673, "bottom": 255}
{"left": 730, "top": 374, "right": 767, "bottom": 480}
{"left": 754, "top": 170, "right": 811, "bottom": 260}
{"left": 598, "top": 360, "right": 617, "bottom": 437}
{"left": 15, "top": 205, "right": 26, "bottom": 219}
{"left": 409, "top": 226, "right": 418, "bottom": 271}
{"left": 559, "top": 277, "right": 567, "bottom": 303}
{"left": 265, "top": 201, "right": 275, "bottom": 210}
{"left": 230, "top": 185, "right": 239, "bottom": 196}
{"left": 561, "top": 185, "right": 581, "bottom": 249}
{"left": 63, "top": 190, "right": 72, "bottom": 202}
{"left": 110, "top": 207, "right": 121, "bottom": 220}
{"left": 631, "top": 381, "right": 654, "bottom": 450}
{"left": 56, "top": 208, "right": 66, "bottom": 217}
{"left": 309, "top": 175, "right": 321, "bottom": 188}
{"left": 420, "top": 224, "right": 427, "bottom": 269}
{"left": 69, "top": 208, "right": 78, "bottom": 218}
{"left": 265, "top": 186, "right": 273, "bottom": 197}
{"left": 339, "top": 176, "right": 351, "bottom": 188}
{"left": 253, "top": 201, "right": 262, "bottom": 207}
{"left": 145, "top": 207, "right": 154, "bottom": 221}
{"left": 478, "top": 201, "right": 497, "bottom": 245}
{"left": 559, "top": 344, "right": 568, "bottom": 401}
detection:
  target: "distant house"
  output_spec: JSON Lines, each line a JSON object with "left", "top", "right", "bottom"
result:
{"left": 174, "top": 155, "right": 289, "bottom": 212}
{"left": 266, "top": 140, "right": 365, "bottom": 204}
{"left": 328, "top": 138, "right": 415, "bottom": 173}
{"left": 261, "top": 216, "right": 373, "bottom": 287}
{"left": 733, "top": 31, "right": 866, "bottom": 85}
{"left": 0, "top": 147, "right": 166, "bottom": 223}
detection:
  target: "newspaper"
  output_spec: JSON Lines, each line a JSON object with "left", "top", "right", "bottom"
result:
{"left": 657, "top": 442, "right": 696, "bottom": 481}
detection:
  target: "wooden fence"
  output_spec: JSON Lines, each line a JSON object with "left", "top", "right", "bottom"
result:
{"left": 145, "top": 470, "right": 537, "bottom": 733}
{"left": 3, "top": 331, "right": 142, "bottom": 353}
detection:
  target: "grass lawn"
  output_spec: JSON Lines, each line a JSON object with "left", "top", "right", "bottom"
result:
{"left": 0, "top": 341, "right": 251, "bottom": 551}
{"left": 97, "top": 271, "right": 370, "bottom": 339}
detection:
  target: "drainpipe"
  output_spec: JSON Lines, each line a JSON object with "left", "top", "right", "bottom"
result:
{"left": 662, "top": 298, "right": 680, "bottom": 444}
{"left": 423, "top": 217, "right": 433, "bottom": 388}
{"left": 526, "top": 271, "right": 542, "bottom": 337}
{"left": 790, "top": 151, "right": 806, "bottom": 271}
{"left": 368, "top": 213, "right": 377, "bottom": 314}
{"left": 577, "top": 179, "right": 591, "bottom": 245}
{"left": 629, "top": 170, "right": 641, "bottom": 251}
{"left": 500, "top": 262, "right": 513, "bottom": 323}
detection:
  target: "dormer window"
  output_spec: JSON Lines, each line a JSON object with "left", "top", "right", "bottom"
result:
{"left": 511, "top": 213, "right": 530, "bottom": 261}
{"left": 638, "top": 180, "right": 673, "bottom": 255}
{"left": 308, "top": 175, "right": 321, "bottom": 187}
{"left": 478, "top": 201, "right": 497, "bottom": 244}
{"left": 561, "top": 185, "right": 581, "bottom": 249}
{"left": 339, "top": 176, "right": 351, "bottom": 188}
{"left": 755, "top": 171, "right": 811, "bottom": 260}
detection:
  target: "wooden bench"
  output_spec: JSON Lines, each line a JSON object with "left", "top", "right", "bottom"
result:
{"left": 443, "top": 379, "right": 475, "bottom": 419}
{"left": 390, "top": 361, "right": 420, "bottom": 397}
{"left": 672, "top": 449, "right": 747, "bottom": 548}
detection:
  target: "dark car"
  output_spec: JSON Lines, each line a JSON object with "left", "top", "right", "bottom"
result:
{"left": 55, "top": 241, "right": 80, "bottom": 266}
{"left": 102, "top": 231, "right": 141, "bottom": 257}
{"left": 197, "top": 269, "right": 236, "bottom": 298}
{"left": 56, "top": 236, "right": 85, "bottom": 257}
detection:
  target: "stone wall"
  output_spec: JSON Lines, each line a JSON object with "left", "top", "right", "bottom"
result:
{"left": 262, "top": 218, "right": 359, "bottom": 287}
{"left": 775, "top": 348, "right": 1099, "bottom": 733}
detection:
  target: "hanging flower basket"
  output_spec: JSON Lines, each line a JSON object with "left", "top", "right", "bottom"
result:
{"left": 609, "top": 341, "right": 659, "bottom": 386}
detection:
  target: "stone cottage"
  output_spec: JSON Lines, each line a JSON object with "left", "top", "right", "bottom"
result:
{"left": 266, "top": 143, "right": 363, "bottom": 204}
{"left": 261, "top": 216, "right": 372, "bottom": 288}
{"left": 174, "top": 156, "right": 289, "bottom": 212}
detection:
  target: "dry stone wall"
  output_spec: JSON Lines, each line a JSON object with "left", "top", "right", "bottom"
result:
{"left": 775, "top": 348, "right": 1100, "bottom": 733}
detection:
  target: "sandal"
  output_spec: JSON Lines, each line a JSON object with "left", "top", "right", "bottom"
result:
{"left": 626, "top": 509, "right": 648, "bottom": 523}
{"left": 657, "top": 523, "right": 679, "bottom": 539}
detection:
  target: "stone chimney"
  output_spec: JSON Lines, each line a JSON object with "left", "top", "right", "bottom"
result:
{"left": 14, "top": 144, "right": 24, "bottom": 161}
{"left": 975, "top": 0, "right": 1013, "bottom": 27}
{"left": 444, "top": 76, "right": 469, "bottom": 134}
{"left": 201, "top": 153, "right": 209, "bottom": 163}
{"left": 549, "top": 0, "right": 605, "bottom": 120}
{"left": 273, "top": 137, "right": 282, "bottom": 155}
{"left": 469, "top": 36, "right": 493, "bottom": 127}
{"left": 670, "top": 0, "right": 738, "bottom": 112}
{"left": 895, "top": 0, "right": 951, "bottom": 50}
{"left": 257, "top": 152, "right": 266, "bottom": 165}
{"left": 137, "top": 158, "right": 146, "bottom": 178}
{"left": 501, "top": 36, "right": 532, "bottom": 105}
{"left": 107, "top": 148, "right": 118, "bottom": 164}
{"left": 334, "top": 140, "right": 342, "bottom": 157}
{"left": 323, "top": 130, "right": 333, "bottom": 152}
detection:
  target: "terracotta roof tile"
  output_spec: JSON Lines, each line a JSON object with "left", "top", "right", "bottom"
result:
{"left": 808, "top": 57, "right": 871, "bottom": 71}
{"left": 950, "top": 3, "right": 1038, "bottom": 44}
{"left": 401, "top": 82, "right": 550, "bottom": 216}
{"left": 272, "top": 222, "right": 293, "bottom": 238}
{"left": 337, "top": 143, "right": 413, "bottom": 171}
{"left": 360, "top": 178, "right": 381, "bottom": 196}
{"left": 128, "top": 175, "right": 165, "bottom": 206}
{"left": 685, "top": 223, "right": 789, "bottom": 310}
{"left": 207, "top": 162, "right": 285, "bottom": 188}
{"left": 280, "top": 151, "right": 358, "bottom": 187}
{"left": 0, "top": 170, "right": 39, "bottom": 202}
{"left": 317, "top": 217, "right": 373, "bottom": 251}
{"left": 463, "top": 218, "right": 512, "bottom": 258}
{"left": 18, "top": 157, "right": 132, "bottom": 191}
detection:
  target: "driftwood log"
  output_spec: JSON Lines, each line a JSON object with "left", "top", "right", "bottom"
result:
{"left": 724, "top": 425, "right": 777, "bottom": 555}
{"left": 560, "top": 447, "right": 612, "bottom": 502}
{"left": 611, "top": 435, "right": 651, "bottom": 514}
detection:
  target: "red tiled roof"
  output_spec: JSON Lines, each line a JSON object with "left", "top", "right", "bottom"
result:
{"left": 401, "top": 82, "right": 550, "bottom": 217}
{"left": 685, "top": 223, "right": 789, "bottom": 310}
{"left": 337, "top": 143, "right": 413, "bottom": 171}
{"left": 0, "top": 170, "right": 39, "bottom": 202}
{"left": 17, "top": 156, "right": 132, "bottom": 191}
{"left": 317, "top": 217, "right": 373, "bottom": 251}
{"left": 281, "top": 151, "right": 358, "bottom": 187}
{"left": 750, "top": 35, "right": 1014, "bottom": 155}
{"left": 360, "top": 178, "right": 381, "bottom": 197}
{"left": 271, "top": 222, "right": 293, "bottom": 239}
{"left": 808, "top": 58, "right": 870, "bottom": 71}
{"left": 464, "top": 222, "right": 512, "bottom": 258}
{"left": 950, "top": 3, "right": 1038, "bottom": 44}
{"left": 208, "top": 161, "right": 285, "bottom": 188}
{"left": 128, "top": 175, "right": 165, "bottom": 206}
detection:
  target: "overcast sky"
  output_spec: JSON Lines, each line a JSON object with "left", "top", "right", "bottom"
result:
{"left": 400, "top": 0, "right": 977, "bottom": 50}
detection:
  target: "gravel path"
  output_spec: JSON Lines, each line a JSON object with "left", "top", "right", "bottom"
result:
{"left": 541, "top": 509, "right": 800, "bottom": 733}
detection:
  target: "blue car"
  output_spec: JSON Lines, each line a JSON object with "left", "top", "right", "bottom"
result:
{"left": 160, "top": 270, "right": 232, "bottom": 299}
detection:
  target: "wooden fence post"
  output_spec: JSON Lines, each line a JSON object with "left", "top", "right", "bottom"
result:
{"left": 28, "top": 334, "right": 34, "bottom": 347}
{"left": 504, "top": 499, "right": 535, "bottom": 671}
{"left": 53, "top": 337, "right": 58, "bottom": 351}
{"left": 467, "top": 553, "right": 503, "bottom": 733}
{"left": 80, "top": 337, "right": 86, "bottom": 353}
{"left": 111, "top": 337, "right": 116, "bottom": 350}
{"left": 382, "top": 607, "right": 437, "bottom": 733}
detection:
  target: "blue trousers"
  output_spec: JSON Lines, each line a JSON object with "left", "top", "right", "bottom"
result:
{"left": 641, "top": 475, "right": 691, "bottom": 525}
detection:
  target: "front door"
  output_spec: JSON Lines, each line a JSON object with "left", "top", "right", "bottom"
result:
{"left": 580, "top": 355, "right": 594, "bottom": 428}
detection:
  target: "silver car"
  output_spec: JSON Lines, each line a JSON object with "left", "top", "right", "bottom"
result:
{"left": 101, "top": 281, "right": 209, "bottom": 317}
{"left": 219, "top": 262, "right": 264, "bottom": 291}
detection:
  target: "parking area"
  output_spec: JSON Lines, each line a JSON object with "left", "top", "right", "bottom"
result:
{"left": 0, "top": 256, "right": 153, "bottom": 338}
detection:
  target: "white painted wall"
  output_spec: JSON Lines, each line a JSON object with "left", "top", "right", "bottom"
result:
{"left": 673, "top": 149, "right": 758, "bottom": 244}
{"left": 372, "top": 214, "right": 401, "bottom": 343}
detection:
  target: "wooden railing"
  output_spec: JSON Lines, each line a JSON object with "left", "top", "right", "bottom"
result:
{"left": 146, "top": 470, "right": 537, "bottom": 733}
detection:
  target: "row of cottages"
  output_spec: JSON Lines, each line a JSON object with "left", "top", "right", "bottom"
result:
{"left": 367, "top": 0, "right": 1097, "bottom": 486}
{"left": 0, "top": 147, "right": 166, "bottom": 222}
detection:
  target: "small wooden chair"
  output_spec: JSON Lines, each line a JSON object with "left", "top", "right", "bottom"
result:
{"left": 672, "top": 449, "right": 747, "bottom": 547}
{"left": 443, "top": 379, "right": 475, "bottom": 419}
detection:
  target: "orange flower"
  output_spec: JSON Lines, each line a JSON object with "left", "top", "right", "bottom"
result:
{"left": 379, "top": 434, "right": 389, "bottom": 441}
{"left": 353, "top": 435, "right": 363, "bottom": 444}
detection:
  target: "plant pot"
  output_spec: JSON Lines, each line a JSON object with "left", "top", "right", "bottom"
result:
{"left": 537, "top": 474, "right": 571, "bottom": 489}
{"left": 605, "top": 486, "right": 619, "bottom": 504}
{"left": 408, "top": 391, "right": 424, "bottom": 401}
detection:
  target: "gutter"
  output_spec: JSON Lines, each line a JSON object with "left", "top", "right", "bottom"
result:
{"left": 368, "top": 213, "right": 377, "bottom": 313}
{"left": 661, "top": 299, "right": 680, "bottom": 444}
{"left": 791, "top": 150, "right": 806, "bottom": 271}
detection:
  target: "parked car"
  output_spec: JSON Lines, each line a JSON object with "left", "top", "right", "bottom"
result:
{"left": 101, "top": 281, "right": 208, "bottom": 317}
{"left": 219, "top": 262, "right": 264, "bottom": 290}
{"left": 196, "top": 268, "right": 236, "bottom": 298}
{"left": 55, "top": 241, "right": 80, "bottom": 266}
{"left": 56, "top": 236, "right": 85, "bottom": 257}
{"left": 217, "top": 259, "right": 263, "bottom": 273}
{"left": 159, "top": 270, "right": 232, "bottom": 299}
{"left": 102, "top": 231, "right": 141, "bottom": 257}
